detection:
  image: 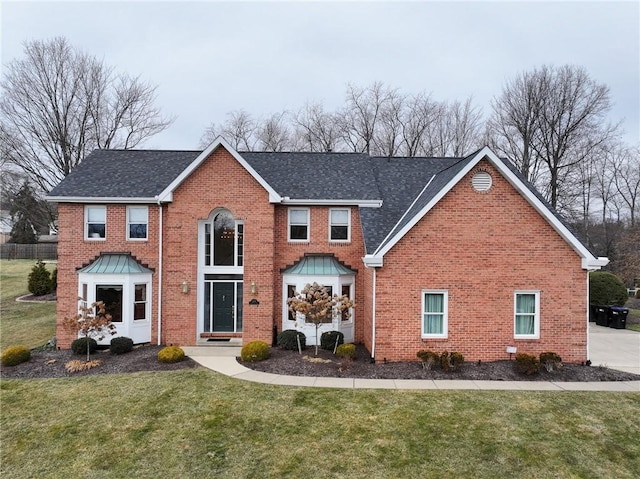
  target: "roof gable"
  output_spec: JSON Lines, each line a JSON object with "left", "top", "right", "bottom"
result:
{"left": 363, "top": 147, "right": 607, "bottom": 270}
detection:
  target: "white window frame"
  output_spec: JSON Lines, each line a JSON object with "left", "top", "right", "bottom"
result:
{"left": 288, "top": 208, "right": 310, "bottom": 242}
{"left": 421, "top": 290, "right": 448, "bottom": 338}
{"left": 514, "top": 291, "right": 540, "bottom": 339}
{"left": 127, "top": 206, "right": 149, "bottom": 241}
{"left": 85, "top": 205, "right": 106, "bottom": 241}
{"left": 329, "top": 208, "right": 351, "bottom": 242}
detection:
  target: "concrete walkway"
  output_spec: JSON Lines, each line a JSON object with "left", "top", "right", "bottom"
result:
{"left": 182, "top": 325, "right": 640, "bottom": 392}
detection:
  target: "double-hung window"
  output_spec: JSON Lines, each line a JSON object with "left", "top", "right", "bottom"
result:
{"left": 127, "top": 206, "right": 148, "bottom": 240}
{"left": 514, "top": 291, "right": 540, "bottom": 338}
{"left": 85, "top": 206, "right": 106, "bottom": 240}
{"left": 422, "top": 291, "right": 448, "bottom": 338}
{"left": 288, "top": 208, "right": 309, "bottom": 241}
{"left": 329, "top": 208, "right": 350, "bottom": 242}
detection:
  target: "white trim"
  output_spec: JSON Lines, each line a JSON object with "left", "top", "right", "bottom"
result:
{"left": 47, "top": 196, "right": 157, "bottom": 204}
{"left": 421, "top": 290, "right": 449, "bottom": 339}
{"left": 84, "top": 205, "right": 106, "bottom": 241}
{"left": 282, "top": 198, "right": 382, "bottom": 207}
{"left": 157, "top": 202, "right": 163, "bottom": 346}
{"left": 288, "top": 207, "right": 310, "bottom": 242}
{"left": 329, "top": 208, "right": 351, "bottom": 243}
{"left": 126, "top": 205, "right": 148, "bottom": 241}
{"left": 157, "top": 136, "right": 282, "bottom": 203}
{"left": 371, "top": 266, "right": 377, "bottom": 359}
{"left": 369, "top": 147, "right": 607, "bottom": 270}
{"left": 514, "top": 290, "right": 541, "bottom": 339}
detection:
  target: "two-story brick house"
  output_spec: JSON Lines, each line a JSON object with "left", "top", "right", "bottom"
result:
{"left": 47, "top": 137, "right": 608, "bottom": 363}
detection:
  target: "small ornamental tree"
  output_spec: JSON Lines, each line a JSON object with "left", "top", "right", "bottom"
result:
{"left": 62, "top": 301, "right": 116, "bottom": 361}
{"left": 287, "top": 282, "right": 354, "bottom": 355}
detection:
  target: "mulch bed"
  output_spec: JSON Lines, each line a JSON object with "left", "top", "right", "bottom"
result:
{"left": 241, "top": 344, "right": 640, "bottom": 382}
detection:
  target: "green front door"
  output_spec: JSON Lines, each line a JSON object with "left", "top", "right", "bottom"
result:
{"left": 203, "top": 281, "right": 243, "bottom": 333}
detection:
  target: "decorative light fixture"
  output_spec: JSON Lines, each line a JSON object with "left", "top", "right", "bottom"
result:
{"left": 181, "top": 281, "right": 189, "bottom": 294}
{"left": 250, "top": 281, "right": 257, "bottom": 295}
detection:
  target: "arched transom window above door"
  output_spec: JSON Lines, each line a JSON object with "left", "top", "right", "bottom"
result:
{"left": 203, "top": 209, "right": 244, "bottom": 268}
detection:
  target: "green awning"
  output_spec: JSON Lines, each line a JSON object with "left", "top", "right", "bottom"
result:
{"left": 282, "top": 255, "right": 355, "bottom": 276}
{"left": 78, "top": 253, "right": 152, "bottom": 274}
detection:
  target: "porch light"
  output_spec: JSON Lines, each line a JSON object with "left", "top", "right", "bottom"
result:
{"left": 250, "top": 281, "right": 257, "bottom": 295}
{"left": 181, "top": 281, "right": 189, "bottom": 294}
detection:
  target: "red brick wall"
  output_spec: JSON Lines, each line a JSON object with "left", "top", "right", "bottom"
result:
{"left": 273, "top": 205, "right": 367, "bottom": 343}
{"left": 56, "top": 203, "right": 160, "bottom": 348}
{"left": 373, "top": 160, "right": 588, "bottom": 363}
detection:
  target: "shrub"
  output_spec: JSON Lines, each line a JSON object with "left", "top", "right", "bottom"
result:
{"left": 540, "top": 352, "right": 562, "bottom": 372}
{"left": 589, "top": 271, "right": 628, "bottom": 306}
{"left": 1, "top": 345, "right": 31, "bottom": 366}
{"left": 336, "top": 343, "right": 356, "bottom": 359}
{"left": 439, "top": 351, "right": 465, "bottom": 371}
{"left": 320, "top": 330, "right": 344, "bottom": 351}
{"left": 241, "top": 341, "right": 270, "bottom": 362}
{"left": 71, "top": 337, "right": 98, "bottom": 355}
{"left": 416, "top": 350, "right": 439, "bottom": 370}
{"left": 158, "top": 346, "right": 185, "bottom": 363}
{"left": 49, "top": 267, "right": 58, "bottom": 292}
{"left": 28, "top": 260, "right": 52, "bottom": 296}
{"left": 515, "top": 353, "right": 540, "bottom": 375}
{"left": 277, "top": 329, "right": 306, "bottom": 351}
{"left": 110, "top": 336, "right": 134, "bottom": 355}
{"left": 65, "top": 359, "right": 101, "bottom": 373}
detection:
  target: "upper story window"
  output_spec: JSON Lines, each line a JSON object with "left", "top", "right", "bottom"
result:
{"left": 288, "top": 208, "right": 309, "bottom": 242}
{"left": 329, "top": 208, "right": 350, "bottom": 242}
{"left": 514, "top": 291, "right": 540, "bottom": 339}
{"left": 85, "top": 206, "right": 106, "bottom": 240}
{"left": 204, "top": 210, "right": 243, "bottom": 267}
{"left": 422, "top": 290, "right": 448, "bottom": 338}
{"left": 127, "top": 206, "right": 148, "bottom": 240}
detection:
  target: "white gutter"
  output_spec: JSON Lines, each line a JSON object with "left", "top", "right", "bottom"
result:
{"left": 46, "top": 196, "right": 158, "bottom": 204}
{"left": 280, "top": 198, "right": 382, "bottom": 208}
{"left": 157, "top": 201, "right": 163, "bottom": 345}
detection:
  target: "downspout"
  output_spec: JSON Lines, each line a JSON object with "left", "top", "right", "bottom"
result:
{"left": 586, "top": 269, "right": 591, "bottom": 363}
{"left": 157, "top": 201, "right": 163, "bottom": 345}
{"left": 371, "top": 266, "right": 377, "bottom": 360}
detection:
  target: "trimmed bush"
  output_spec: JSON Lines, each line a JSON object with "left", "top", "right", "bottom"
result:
{"left": 336, "top": 343, "right": 356, "bottom": 359}
{"left": 50, "top": 267, "right": 58, "bottom": 292}
{"left": 320, "top": 330, "right": 344, "bottom": 350}
{"left": 28, "top": 260, "right": 52, "bottom": 296}
{"left": 158, "top": 346, "right": 185, "bottom": 363}
{"left": 241, "top": 341, "right": 270, "bottom": 362}
{"left": 110, "top": 336, "right": 134, "bottom": 355}
{"left": 277, "top": 329, "right": 306, "bottom": 351}
{"left": 589, "top": 271, "right": 628, "bottom": 306}
{"left": 71, "top": 337, "right": 98, "bottom": 356}
{"left": 1, "top": 345, "right": 31, "bottom": 366}
{"left": 540, "top": 352, "right": 562, "bottom": 372}
{"left": 417, "top": 350, "right": 439, "bottom": 370}
{"left": 440, "top": 350, "right": 465, "bottom": 371}
{"left": 515, "top": 352, "right": 540, "bottom": 375}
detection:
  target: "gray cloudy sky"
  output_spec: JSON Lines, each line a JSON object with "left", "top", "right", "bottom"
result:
{"left": 2, "top": 0, "right": 639, "bottom": 150}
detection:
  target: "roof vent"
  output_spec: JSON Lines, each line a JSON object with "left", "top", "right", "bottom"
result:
{"left": 472, "top": 171, "right": 492, "bottom": 192}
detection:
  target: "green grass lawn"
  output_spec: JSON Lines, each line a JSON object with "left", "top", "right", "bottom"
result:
{"left": 0, "top": 259, "right": 56, "bottom": 349}
{"left": 1, "top": 370, "right": 639, "bottom": 478}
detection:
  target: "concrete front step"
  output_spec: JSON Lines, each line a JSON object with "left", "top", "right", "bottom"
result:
{"left": 182, "top": 345, "right": 241, "bottom": 357}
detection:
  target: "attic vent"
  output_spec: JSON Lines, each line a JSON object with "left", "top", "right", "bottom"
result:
{"left": 472, "top": 171, "right": 492, "bottom": 192}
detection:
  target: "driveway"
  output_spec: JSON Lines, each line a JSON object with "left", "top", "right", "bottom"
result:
{"left": 589, "top": 323, "right": 640, "bottom": 375}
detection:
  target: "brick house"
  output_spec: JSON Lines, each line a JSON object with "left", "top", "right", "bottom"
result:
{"left": 47, "top": 137, "right": 608, "bottom": 363}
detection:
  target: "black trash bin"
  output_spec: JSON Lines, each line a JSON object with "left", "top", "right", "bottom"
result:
{"left": 595, "top": 306, "right": 610, "bottom": 326}
{"left": 607, "top": 306, "right": 629, "bottom": 329}
{"left": 589, "top": 305, "right": 597, "bottom": 322}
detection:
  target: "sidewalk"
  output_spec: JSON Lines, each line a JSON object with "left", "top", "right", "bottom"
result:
{"left": 183, "top": 345, "right": 640, "bottom": 392}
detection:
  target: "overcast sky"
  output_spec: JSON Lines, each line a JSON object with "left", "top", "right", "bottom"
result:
{"left": 2, "top": 0, "right": 639, "bottom": 150}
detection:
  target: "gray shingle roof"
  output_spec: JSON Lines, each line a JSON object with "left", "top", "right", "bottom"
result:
{"left": 48, "top": 150, "right": 200, "bottom": 198}
{"left": 240, "top": 151, "right": 380, "bottom": 201}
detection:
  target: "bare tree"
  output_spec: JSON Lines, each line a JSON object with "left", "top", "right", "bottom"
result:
{"left": 397, "top": 92, "right": 439, "bottom": 157}
{"left": 292, "top": 102, "right": 340, "bottom": 152}
{"left": 423, "top": 98, "right": 483, "bottom": 157}
{"left": 256, "top": 111, "right": 292, "bottom": 151}
{"left": 612, "top": 144, "right": 640, "bottom": 227}
{"left": 0, "top": 37, "right": 173, "bottom": 193}
{"left": 200, "top": 109, "right": 257, "bottom": 151}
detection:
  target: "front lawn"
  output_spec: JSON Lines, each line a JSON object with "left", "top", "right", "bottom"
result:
{"left": 0, "top": 260, "right": 56, "bottom": 350}
{"left": 1, "top": 370, "right": 639, "bottom": 478}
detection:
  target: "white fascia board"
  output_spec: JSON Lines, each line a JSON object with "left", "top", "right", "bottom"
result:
{"left": 46, "top": 196, "right": 157, "bottom": 204}
{"left": 282, "top": 198, "right": 383, "bottom": 207}
{"left": 582, "top": 257, "right": 610, "bottom": 270}
{"left": 362, "top": 255, "right": 383, "bottom": 267}
{"left": 156, "top": 136, "right": 282, "bottom": 203}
